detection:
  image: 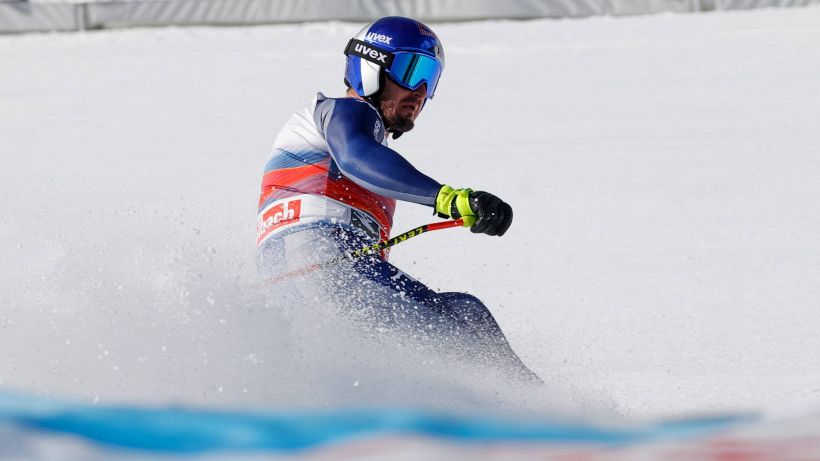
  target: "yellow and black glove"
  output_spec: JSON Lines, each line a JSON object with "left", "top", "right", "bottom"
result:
{"left": 435, "top": 185, "right": 513, "bottom": 236}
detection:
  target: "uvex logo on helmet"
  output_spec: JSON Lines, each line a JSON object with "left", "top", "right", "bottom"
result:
{"left": 355, "top": 43, "right": 388, "bottom": 63}
{"left": 365, "top": 32, "right": 392, "bottom": 44}
{"left": 345, "top": 39, "right": 395, "bottom": 67}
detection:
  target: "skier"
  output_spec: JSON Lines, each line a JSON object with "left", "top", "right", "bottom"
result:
{"left": 257, "top": 16, "right": 538, "bottom": 381}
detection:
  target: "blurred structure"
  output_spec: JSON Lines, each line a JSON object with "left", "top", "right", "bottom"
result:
{"left": 2, "top": 0, "right": 819, "bottom": 34}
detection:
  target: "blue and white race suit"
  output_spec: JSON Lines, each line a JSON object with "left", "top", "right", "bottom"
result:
{"left": 256, "top": 93, "right": 535, "bottom": 378}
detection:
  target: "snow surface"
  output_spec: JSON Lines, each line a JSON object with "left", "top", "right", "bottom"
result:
{"left": 2, "top": 6, "right": 820, "bottom": 426}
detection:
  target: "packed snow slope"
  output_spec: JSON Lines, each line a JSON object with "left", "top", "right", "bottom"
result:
{"left": 2, "top": 7, "right": 820, "bottom": 422}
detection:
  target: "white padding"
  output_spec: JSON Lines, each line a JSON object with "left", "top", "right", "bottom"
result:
{"left": 360, "top": 60, "right": 382, "bottom": 97}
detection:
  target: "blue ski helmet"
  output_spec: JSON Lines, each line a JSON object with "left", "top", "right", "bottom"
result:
{"left": 344, "top": 16, "right": 445, "bottom": 100}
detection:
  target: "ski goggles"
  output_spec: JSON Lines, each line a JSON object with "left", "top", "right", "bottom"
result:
{"left": 345, "top": 39, "right": 443, "bottom": 97}
{"left": 385, "top": 52, "right": 443, "bottom": 97}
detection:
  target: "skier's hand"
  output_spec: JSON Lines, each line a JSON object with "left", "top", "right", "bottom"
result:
{"left": 468, "top": 191, "right": 514, "bottom": 236}
{"left": 435, "top": 185, "right": 513, "bottom": 236}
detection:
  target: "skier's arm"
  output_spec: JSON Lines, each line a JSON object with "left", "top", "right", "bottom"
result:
{"left": 316, "top": 98, "right": 514, "bottom": 236}
{"left": 316, "top": 98, "right": 440, "bottom": 206}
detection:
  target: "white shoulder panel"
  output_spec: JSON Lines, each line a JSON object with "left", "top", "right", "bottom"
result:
{"left": 271, "top": 94, "right": 330, "bottom": 155}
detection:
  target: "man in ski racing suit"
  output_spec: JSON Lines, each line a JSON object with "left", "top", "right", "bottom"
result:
{"left": 257, "top": 17, "right": 537, "bottom": 380}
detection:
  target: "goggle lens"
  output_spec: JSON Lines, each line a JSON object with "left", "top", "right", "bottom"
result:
{"left": 386, "top": 52, "right": 443, "bottom": 98}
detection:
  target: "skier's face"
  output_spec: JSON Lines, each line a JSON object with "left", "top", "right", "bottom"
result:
{"left": 379, "top": 77, "right": 427, "bottom": 134}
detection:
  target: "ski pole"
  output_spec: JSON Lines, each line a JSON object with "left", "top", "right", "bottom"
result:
{"left": 267, "top": 218, "right": 465, "bottom": 284}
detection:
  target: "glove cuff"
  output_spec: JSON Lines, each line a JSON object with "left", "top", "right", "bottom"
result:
{"left": 435, "top": 185, "right": 455, "bottom": 218}
{"left": 435, "top": 185, "right": 475, "bottom": 227}
{"left": 453, "top": 191, "right": 473, "bottom": 220}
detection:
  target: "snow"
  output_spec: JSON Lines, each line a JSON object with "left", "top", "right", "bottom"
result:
{"left": 2, "top": 5, "right": 820, "bottom": 433}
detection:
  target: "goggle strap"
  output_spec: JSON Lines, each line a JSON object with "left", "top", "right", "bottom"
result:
{"left": 344, "top": 39, "right": 395, "bottom": 68}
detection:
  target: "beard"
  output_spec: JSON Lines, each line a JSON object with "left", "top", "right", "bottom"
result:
{"left": 383, "top": 112, "right": 415, "bottom": 134}
{"left": 379, "top": 97, "right": 417, "bottom": 135}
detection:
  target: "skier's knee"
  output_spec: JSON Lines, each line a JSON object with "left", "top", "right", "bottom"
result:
{"left": 434, "top": 292, "right": 496, "bottom": 329}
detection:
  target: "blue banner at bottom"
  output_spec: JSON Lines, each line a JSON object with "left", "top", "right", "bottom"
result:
{"left": 0, "top": 392, "right": 742, "bottom": 456}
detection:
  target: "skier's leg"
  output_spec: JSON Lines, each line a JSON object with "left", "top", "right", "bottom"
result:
{"left": 260, "top": 224, "right": 540, "bottom": 382}
{"left": 337, "top": 234, "right": 540, "bottom": 382}
{"left": 427, "top": 292, "right": 542, "bottom": 382}
{"left": 262, "top": 224, "right": 436, "bottom": 329}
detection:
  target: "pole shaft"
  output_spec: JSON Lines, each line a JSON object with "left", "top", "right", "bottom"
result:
{"left": 267, "top": 218, "right": 464, "bottom": 284}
